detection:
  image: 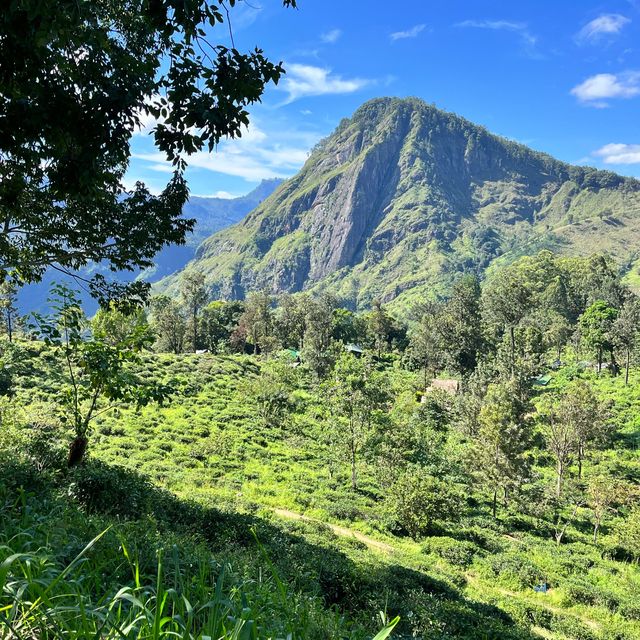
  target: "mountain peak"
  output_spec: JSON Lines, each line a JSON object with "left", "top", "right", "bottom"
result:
{"left": 157, "top": 97, "right": 640, "bottom": 309}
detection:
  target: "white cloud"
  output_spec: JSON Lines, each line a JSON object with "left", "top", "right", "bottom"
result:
{"left": 321, "top": 29, "right": 342, "bottom": 44}
{"left": 456, "top": 20, "right": 539, "bottom": 56}
{"left": 577, "top": 14, "right": 630, "bottom": 42}
{"left": 132, "top": 121, "right": 321, "bottom": 183}
{"left": 279, "top": 63, "right": 370, "bottom": 103}
{"left": 571, "top": 71, "right": 640, "bottom": 106}
{"left": 194, "top": 190, "right": 240, "bottom": 199}
{"left": 389, "top": 24, "right": 427, "bottom": 41}
{"left": 593, "top": 143, "right": 640, "bottom": 164}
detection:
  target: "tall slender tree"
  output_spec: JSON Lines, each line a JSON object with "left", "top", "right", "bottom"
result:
{"left": 613, "top": 297, "right": 640, "bottom": 385}
{"left": 180, "top": 271, "right": 208, "bottom": 352}
{"left": 474, "top": 381, "right": 531, "bottom": 517}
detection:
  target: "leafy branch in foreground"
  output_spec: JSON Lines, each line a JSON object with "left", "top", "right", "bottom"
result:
{"left": 29, "top": 284, "right": 172, "bottom": 466}
{"left": 0, "top": 0, "right": 297, "bottom": 289}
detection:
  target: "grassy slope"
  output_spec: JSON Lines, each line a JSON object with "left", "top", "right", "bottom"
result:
{"left": 4, "top": 345, "right": 640, "bottom": 639}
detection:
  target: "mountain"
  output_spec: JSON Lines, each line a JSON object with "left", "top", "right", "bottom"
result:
{"left": 138, "top": 178, "right": 283, "bottom": 281}
{"left": 158, "top": 97, "right": 640, "bottom": 309}
{"left": 17, "top": 179, "right": 282, "bottom": 314}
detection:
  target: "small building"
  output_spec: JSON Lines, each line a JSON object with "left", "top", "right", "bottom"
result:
{"left": 284, "top": 348, "right": 302, "bottom": 366}
{"left": 345, "top": 343, "right": 364, "bottom": 357}
{"left": 533, "top": 374, "right": 552, "bottom": 387}
{"left": 422, "top": 378, "right": 460, "bottom": 399}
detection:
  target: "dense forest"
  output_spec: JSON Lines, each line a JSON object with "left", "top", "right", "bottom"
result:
{"left": 1, "top": 250, "right": 639, "bottom": 638}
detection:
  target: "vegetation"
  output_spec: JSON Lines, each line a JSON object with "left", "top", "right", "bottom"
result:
{"left": 0, "top": 0, "right": 294, "bottom": 298}
{"left": 157, "top": 97, "right": 640, "bottom": 310}
{"left": 2, "top": 249, "right": 640, "bottom": 638}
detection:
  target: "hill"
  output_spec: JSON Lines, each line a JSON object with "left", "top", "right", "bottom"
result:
{"left": 140, "top": 178, "right": 284, "bottom": 281}
{"left": 4, "top": 345, "right": 640, "bottom": 639}
{"left": 157, "top": 97, "right": 640, "bottom": 309}
{"left": 16, "top": 178, "right": 282, "bottom": 314}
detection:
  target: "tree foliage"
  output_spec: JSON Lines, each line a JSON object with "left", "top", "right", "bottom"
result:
{"left": 0, "top": 0, "right": 295, "bottom": 289}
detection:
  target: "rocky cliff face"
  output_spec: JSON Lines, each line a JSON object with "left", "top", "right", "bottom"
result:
{"left": 157, "top": 97, "right": 640, "bottom": 309}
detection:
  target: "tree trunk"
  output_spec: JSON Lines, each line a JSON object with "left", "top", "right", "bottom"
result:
{"left": 423, "top": 361, "right": 428, "bottom": 393}
{"left": 351, "top": 451, "right": 357, "bottom": 491}
{"left": 556, "top": 461, "right": 563, "bottom": 498}
{"left": 492, "top": 489, "right": 497, "bottom": 518}
{"left": 6, "top": 310, "right": 12, "bottom": 343}
{"left": 626, "top": 347, "right": 631, "bottom": 386}
{"left": 68, "top": 436, "right": 88, "bottom": 468}
{"left": 193, "top": 310, "right": 198, "bottom": 352}
{"left": 593, "top": 522, "right": 600, "bottom": 544}
{"left": 597, "top": 347, "right": 602, "bottom": 373}
{"left": 577, "top": 444, "right": 583, "bottom": 480}
{"left": 509, "top": 326, "right": 516, "bottom": 377}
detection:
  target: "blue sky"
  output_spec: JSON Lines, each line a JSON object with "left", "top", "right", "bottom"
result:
{"left": 128, "top": 0, "right": 640, "bottom": 199}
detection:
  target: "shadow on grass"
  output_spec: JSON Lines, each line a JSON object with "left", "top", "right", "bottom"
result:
{"left": 2, "top": 456, "right": 537, "bottom": 640}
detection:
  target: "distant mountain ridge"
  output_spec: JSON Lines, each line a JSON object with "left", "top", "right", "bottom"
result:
{"left": 17, "top": 179, "right": 282, "bottom": 313}
{"left": 140, "top": 178, "right": 283, "bottom": 281}
{"left": 158, "top": 97, "right": 640, "bottom": 309}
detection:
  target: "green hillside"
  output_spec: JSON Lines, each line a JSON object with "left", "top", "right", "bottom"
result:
{"left": 3, "top": 332, "right": 640, "bottom": 639}
{"left": 157, "top": 97, "right": 640, "bottom": 309}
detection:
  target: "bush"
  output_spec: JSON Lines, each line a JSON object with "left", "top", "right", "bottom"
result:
{"left": 67, "top": 461, "right": 153, "bottom": 519}
{"left": 325, "top": 496, "right": 364, "bottom": 522}
{"left": 422, "top": 536, "right": 479, "bottom": 568}
{"left": 483, "top": 552, "right": 545, "bottom": 590}
{"left": 387, "top": 469, "right": 465, "bottom": 540}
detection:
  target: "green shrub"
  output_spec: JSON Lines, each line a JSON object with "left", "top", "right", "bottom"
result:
{"left": 483, "top": 552, "right": 545, "bottom": 590}
{"left": 67, "top": 461, "right": 153, "bottom": 518}
{"left": 561, "top": 579, "right": 620, "bottom": 611}
{"left": 422, "top": 536, "right": 478, "bottom": 567}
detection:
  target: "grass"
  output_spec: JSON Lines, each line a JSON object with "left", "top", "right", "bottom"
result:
{"left": 3, "top": 344, "right": 640, "bottom": 638}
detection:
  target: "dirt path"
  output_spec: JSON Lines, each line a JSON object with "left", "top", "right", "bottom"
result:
{"left": 272, "top": 510, "right": 602, "bottom": 634}
{"left": 272, "top": 508, "right": 395, "bottom": 553}
{"left": 465, "top": 574, "right": 601, "bottom": 632}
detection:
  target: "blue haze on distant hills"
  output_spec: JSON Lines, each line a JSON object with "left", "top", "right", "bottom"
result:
{"left": 17, "top": 179, "right": 282, "bottom": 315}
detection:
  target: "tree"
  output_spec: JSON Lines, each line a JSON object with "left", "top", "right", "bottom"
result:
{"left": 407, "top": 301, "right": 443, "bottom": 390}
{"left": 587, "top": 476, "right": 628, "bottom": 544}
{"left": 544, "top": 311, "right": 572, "bottom": 360}
{"left": 579, "top": 301, "right": 618, "bottom": 373}
{"left": 367, "top": 299, "right": 393, "bottom": 357}
{"left": 388, "top": 468, "right": 463, "bottom": 540}
{"left": 1, "top": 0, "right": 295, "bottom": 289}
{"left": 244, "top": 358, "right": 295, "bottom": 428}
{"left": 180, "top": 271, "right": 208, "bottom": 352}
{"left": 483, "top": 269, "right": 532, "bottom": 377}
{"left": 151, "top": 295, "right": 187, "bottom": 354}
{"left": 438, "top": 275, "right": 484, "bottom": 376}
{"left": 200, "top": 300, "right": 244, "bottom": 353}
{"left": 474, "top": 381, "right": 531, "bottom": 517}
{"left": 567, "top": 381, "right": 606, "bottom": 479}
{"left": 324, "top": 353, "right": 389, "bottom": 491}
{"left": 613, "top": 297, "right": 640, "bottom": 385}
{"left": 302, "top": 294, "right": 337, "bottom": 378}
{"left": 0, "top": 279, "right": 19, "bottom": 342}
{"left": 543, "top": 405, "right": 576, "bottom": 500}
{"left": 332, "top": 307, "right": 367, "bottom": 346}
{"left": 31, "top": 284, "right": 170, "bottom": 466}
{"left": 274, "top": 293, "right": 309, "bottom": 349}
{"left": 542, "top": 380, "right": 604, "bottom": 495}
{"left": 237, "top": 291, "right": 274, "bottom": 355}
{"left": 92, "top": 303, "right": 151, "bottom": 346}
